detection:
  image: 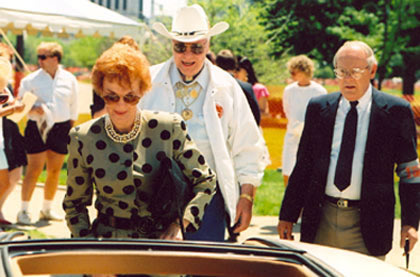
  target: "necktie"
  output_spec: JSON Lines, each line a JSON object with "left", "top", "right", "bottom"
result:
{"left": 334, "top": 101, "right": 358, "bottom": 191}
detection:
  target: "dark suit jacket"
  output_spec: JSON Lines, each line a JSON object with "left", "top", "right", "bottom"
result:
{"left": 279, "top": 88, "right": 420, "bottom": 256}
{"left": 237, "top": 79, "right": 261, "bottom": 125}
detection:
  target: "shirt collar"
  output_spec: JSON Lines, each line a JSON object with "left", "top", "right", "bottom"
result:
{"left": 170, "top": 61, "right": 209, "bottom": 90}
{"left": 340, "top": 83, "right": 372, "bottom": 111}
{"left": 41, "top": 65, "right": 62, "bottom": 78}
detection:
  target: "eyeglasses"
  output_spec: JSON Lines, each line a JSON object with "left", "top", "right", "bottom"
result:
{"left": 37, "top": 54, "right": 54, "bottom": 60}
{"left": 334, "top": 66, "right": 369, "bottom": 80}
{"left": 102, "top": 93, "right": 141, "bottom": 105}
{"left": 173, "top": 42, "right": 205, "bottom": 54}
{"left": 0, "top": 93, "right": 9, "bottom": 105}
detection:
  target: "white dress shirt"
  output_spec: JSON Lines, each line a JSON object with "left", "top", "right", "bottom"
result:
{"left": 169, "top": 64, "right": 216, "bottom": 170}
{"left": 18, "top": 66, "right": 78, "bottom": 123}
{"left": 325, "top": 84, "right": 373, "bottom": 200}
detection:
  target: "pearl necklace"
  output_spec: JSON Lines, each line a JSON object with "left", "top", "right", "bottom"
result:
{"left": 105, "top": 112, "right": 141, "bottom": 143}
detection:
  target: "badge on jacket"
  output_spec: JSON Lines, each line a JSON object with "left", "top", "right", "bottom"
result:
{"left": 215, "top": 103, "right": 223, "bottom": 118}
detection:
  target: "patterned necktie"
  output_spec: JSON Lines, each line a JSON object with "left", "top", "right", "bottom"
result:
{"left": 334, "top": 101, "right": 359, "bottom": 191}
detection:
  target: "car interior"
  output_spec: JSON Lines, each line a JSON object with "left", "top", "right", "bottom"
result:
{"left": 0, "top": 233, "right": 336, "bottom": 277}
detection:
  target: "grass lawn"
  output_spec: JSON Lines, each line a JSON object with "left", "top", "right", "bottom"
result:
{"left": 254, "top": 169, "right": 284, "bottom": 216}
{"left": 253, "top": 169, "right": 401, "bottom": 219}
{"left": 262, "top": 127, "right": 286, "bottom": 170}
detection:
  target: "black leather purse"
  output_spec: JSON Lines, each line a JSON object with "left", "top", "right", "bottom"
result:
{"left": 149, "top": 154, "right": 193, "bottom": 238}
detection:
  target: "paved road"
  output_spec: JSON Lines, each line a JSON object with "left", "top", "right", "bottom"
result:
{"left": 1, "top": 184, "right": 419, "bottom": 274}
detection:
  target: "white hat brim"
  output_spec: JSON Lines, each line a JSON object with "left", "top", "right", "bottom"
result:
{"left": 152, "top": 22, "right": 229, "bottom": 43}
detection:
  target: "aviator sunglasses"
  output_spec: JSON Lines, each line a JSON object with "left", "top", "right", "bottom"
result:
{"left": 173, "top": 42, "right": 205, "bottom": 54}
{"left": 102, "top": 93, "right": 141, "bottom": 105}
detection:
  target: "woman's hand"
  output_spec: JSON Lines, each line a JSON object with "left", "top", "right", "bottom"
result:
{"left": 159, "top": 219, "right": 190, "bottom": 240}
{"left": 159, "top": 221, "right": 183, "bottom": 240}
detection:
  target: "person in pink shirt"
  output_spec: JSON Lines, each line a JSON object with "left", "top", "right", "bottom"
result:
{"left": 236, "top": 56, "right": 270, "bottom": 116}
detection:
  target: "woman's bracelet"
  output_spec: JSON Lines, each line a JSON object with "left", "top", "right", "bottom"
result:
{"left": 240, "top": 193, "right": 253, "bottom": 203}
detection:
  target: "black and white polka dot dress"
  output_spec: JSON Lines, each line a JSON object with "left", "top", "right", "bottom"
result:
{"left": 63, "top": 110, "right": 216, "bottom": 238}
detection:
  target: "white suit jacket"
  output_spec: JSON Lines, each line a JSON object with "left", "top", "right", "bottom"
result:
{"left": 139, "top": 58, "right": 266, "bottom": 223}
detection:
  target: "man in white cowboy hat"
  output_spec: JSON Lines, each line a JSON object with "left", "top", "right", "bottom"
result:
{"left": 139, "top": 4, "right": 267, "bottom": 242}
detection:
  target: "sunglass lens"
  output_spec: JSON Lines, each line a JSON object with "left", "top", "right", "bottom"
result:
{"left": 123, "top": 94, "right": 141, "bottom": 104}
{"left": 103, "top": 94, "right": 120, "bottom": 103}
{"left": 191, "top": 44, "right": 204, "bottom": 54}
{"left": 174, "top": 43, "right": 186, "bottom": 53}
{"left": 37, "top": 55, "right": 47, "bottom": 60}
{"left": 0, "top": 94, "right": 9, "bottom": 104}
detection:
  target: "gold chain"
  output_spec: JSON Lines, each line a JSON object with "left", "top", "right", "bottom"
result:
{"left": 175, "top": 82, "right": 202, "bottom": 120}
{"left": 104, "top": 112, "right": 141, "bottom": 143}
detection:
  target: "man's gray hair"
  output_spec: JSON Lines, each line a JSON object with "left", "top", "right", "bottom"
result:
{"left": 333, "top": 41, "right": 377, "bottom": 69}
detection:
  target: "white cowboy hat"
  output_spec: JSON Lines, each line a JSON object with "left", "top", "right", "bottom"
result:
{"left": 152, "top": 4, "right": 229, "bottom": 43}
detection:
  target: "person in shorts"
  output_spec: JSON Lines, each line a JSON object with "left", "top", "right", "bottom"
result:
{"left": 17, "top": 42, "right": 78, "bottom": 225}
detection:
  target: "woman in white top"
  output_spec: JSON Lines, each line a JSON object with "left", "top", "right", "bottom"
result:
{"left": 282, "top": 55, "right": 327, "bottom": 186}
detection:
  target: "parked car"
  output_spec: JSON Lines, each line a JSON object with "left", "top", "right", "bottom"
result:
{"left": 0, "top": 232, "right": 414, "bottom": 276}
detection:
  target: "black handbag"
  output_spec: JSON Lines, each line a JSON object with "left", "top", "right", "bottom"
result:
{"left": 149, "top": 154, "right": 193, "bottom": 238}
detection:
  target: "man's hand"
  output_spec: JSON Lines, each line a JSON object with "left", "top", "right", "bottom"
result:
{"left": 233, "top": 197, "right": 253, "bottom": 233}
{"left": 400, "top": 225, "right": 418, "bottom": 253}
{"left": 233, "top": 183, "right": 256, "bottom": 233}
{"left": 278, "top": 220, "right": 294, "bottom": 240}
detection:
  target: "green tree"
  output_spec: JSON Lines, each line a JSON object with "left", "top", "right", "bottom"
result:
{"left": 365, "top": 0, "right": 419, "bottom": 93}
{"left": 67, "top": 36, "right": 113, "bottom": 68}
{"left": 5, "top": 34, "right": 114, "bottom": 69}
{"left": 188, "top": 0, "right": 288, "bottom": 84}
{"left": 259, "top": 0, "right": 419, "bottom": 93}
{"left": 141, "top": 15, "right": 173, "bottom": 65}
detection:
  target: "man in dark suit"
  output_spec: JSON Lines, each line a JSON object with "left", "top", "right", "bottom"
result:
{"left": 278, "top": 41, "right": 419, "bottom": 257}
{"left": 215, "top": 49, "right": 261, "bottom": 125}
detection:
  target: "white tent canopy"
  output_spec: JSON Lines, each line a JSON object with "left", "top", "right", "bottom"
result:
{"left": 0, "top": 0, "right": 145, "bottom": 39}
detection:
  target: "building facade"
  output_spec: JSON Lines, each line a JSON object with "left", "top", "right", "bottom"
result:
{"left": 90, "top": 0, "right": 144, "bottom": 20}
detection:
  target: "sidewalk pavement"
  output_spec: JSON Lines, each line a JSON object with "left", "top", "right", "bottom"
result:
{"left": 1, "top": 184, "right": 419, "bottom": 274}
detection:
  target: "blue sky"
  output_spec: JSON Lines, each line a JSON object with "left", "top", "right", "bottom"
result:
{"left": 143, "top": 0, "right": 187, "bottom": 18}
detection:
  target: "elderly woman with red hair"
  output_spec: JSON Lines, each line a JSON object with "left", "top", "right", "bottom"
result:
{"left": 63, "top": 44, "right": 216, "bottom": 240}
